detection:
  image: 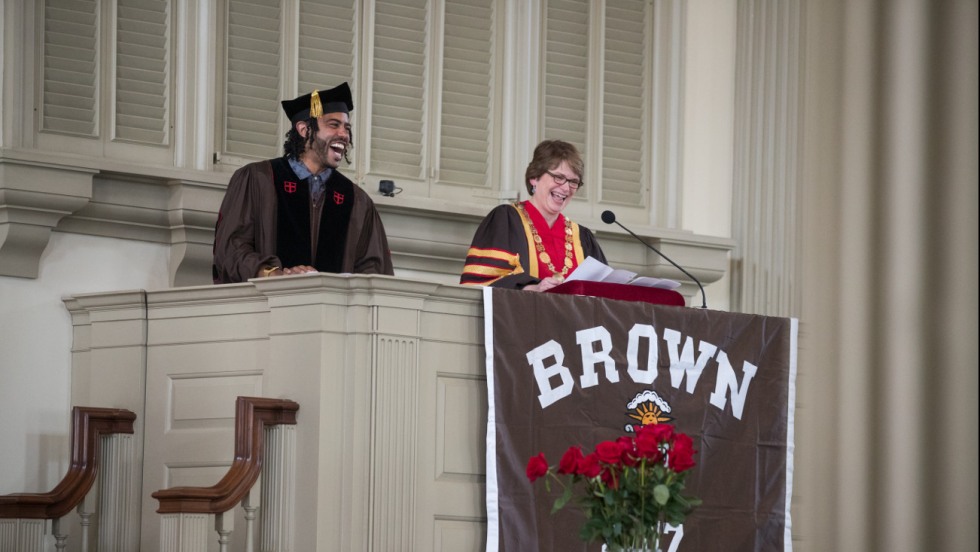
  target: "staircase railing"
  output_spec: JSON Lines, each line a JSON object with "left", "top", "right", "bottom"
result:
{"left": 0, "top": 407, "right": 137, "bottom": 552}
{"left": 152, "top": 396, "right": 299, "bottom": 552}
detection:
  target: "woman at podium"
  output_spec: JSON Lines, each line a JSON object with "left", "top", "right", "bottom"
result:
{"left": 460, "top": 140, "right": 607, "bottom": 291}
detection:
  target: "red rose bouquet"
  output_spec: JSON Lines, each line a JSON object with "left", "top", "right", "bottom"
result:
{"left": 526, "top": 423, "right": 701, "bottom": 551}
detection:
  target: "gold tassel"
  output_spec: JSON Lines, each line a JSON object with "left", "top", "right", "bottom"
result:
{"left": 310, "top": 90, "right": 322, "bottom": 118}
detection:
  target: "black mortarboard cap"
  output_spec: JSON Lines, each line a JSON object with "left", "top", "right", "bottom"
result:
{"left": 280, "top": 82, "right": 353, "bottom": 124}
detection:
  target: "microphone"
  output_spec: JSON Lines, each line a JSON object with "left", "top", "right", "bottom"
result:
{"left": 600, "top": 210, "right": 707, "bottom": 309}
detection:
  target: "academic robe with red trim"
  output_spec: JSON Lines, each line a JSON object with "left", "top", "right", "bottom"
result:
{"left": 460, "top": 202, "right": 606, "bottom": 289}
{"left": 212, "top": 158, "right": 393, "bottom": 284}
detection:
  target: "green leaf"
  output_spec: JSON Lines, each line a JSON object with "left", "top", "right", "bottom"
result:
{"left": 653, "top": 484, "right": 670, "bottom": 505}
{"left": 552, "top": 485, "right": 574, "bottom": 513}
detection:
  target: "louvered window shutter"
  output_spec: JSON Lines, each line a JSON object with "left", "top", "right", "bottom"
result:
{"left": 42, "top": 0, "right": 99, "bottom": 136}
{"left": 115, "top": 0, "right": 171, "bottom": 145}
{"left": 223, "top": 0, "right": 282, "bottom": 159}
{"left": 298, "top": 0, "right": 356, "bottom": 97}
{"left": 602, "top": 0, "right": 647, "bottom": 205}
{"left": 542, "top": 0, "right": 589, "bottom": 154}
{"left": 298, "top": 0, "right": 357, "bottom": 167}
{"left": 438, "top": 0, "right": 495, "bottom": 188}
{"left": 370, "top": 0, "right": 428, "bottom": 180}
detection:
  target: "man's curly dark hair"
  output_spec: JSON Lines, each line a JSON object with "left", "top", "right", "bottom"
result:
{"left": 282, "top": 117, "right": 354, "bottom": 164}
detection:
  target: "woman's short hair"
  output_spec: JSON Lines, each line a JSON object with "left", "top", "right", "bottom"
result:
{"left": 282, "top": 118, "right": 354, "bottom": 164}
{"left": 524, "top": 139, "right": 585, "bottom": 195}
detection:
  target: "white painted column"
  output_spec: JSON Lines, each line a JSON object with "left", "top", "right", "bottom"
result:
{"left": 260, "top": 424, "right": 296, "bottom": 552}
{"left": 97, "top": 433, "right": 137, "bottom": 551}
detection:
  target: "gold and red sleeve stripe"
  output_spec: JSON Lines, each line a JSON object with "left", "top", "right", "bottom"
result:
{"left": 460, "top": 247, "right": 523, "bottom": 286}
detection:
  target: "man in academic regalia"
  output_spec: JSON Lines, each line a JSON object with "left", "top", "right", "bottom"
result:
{"left": 212, "top": 82, "right": 394, "bottom": 283}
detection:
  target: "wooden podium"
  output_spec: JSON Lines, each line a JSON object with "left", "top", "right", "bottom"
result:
{"left": 546, "top": 280, "right": 686, "bottom": 306}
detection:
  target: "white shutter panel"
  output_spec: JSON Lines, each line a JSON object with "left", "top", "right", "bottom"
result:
{"left": 371, "top": 0, "right": 428, "bottom": 179}
{"left": 115, "top": 0, "right": 170, "bottom": 145}
{"left": 298, "top": 0, "right": 356, "bottom": 168}
{"left": 297, "top": 0, "right": 356, "bottom": 93}
{"left": 42, "top": 0, "right": 99, "bottom": 136}
{"left": 438, "top": 0, "right": 495, "bottom": 187}
{"left": 224, "top": 0, "right": 281, "bottom": 159}
{"left": 602, "top": 0, "right": 647, "bottom": 205}
{"left": 543, "top": 0, "right": 589, "bottom": 153}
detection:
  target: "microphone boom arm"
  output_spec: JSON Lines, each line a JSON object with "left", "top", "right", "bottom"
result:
{"left": 605, "top": 216, "right": 708, "bottom": 309}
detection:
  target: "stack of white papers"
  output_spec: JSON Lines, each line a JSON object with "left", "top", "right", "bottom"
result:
{"left": 564, "top": 257, "right": 681, "bottom": 290}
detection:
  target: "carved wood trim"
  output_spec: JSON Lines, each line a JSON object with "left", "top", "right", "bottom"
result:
{"left": 0, "top": 407, "right": 137, "bottom": 519}
{"left": 151, "top": 396, "right": 299, "bottom": 514}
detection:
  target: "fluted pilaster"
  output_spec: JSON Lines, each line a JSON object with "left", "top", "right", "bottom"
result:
{"left": 159, "top": 513, "right": 209, "bottom": 552}
{"left": 260, "top": 424, "right": 296, "bottom": 552}
{"left": 370, "top": 336, "right": 420, "bottom": 549}
{"left": 98, "top": 433, "right": 138, "bottom": 551}
{"left": 0, "top": 519, "right": 45, "bottom": 552}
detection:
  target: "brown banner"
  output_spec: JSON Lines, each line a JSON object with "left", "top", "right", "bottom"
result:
{"left": 484, "top": 288, "right": 797, "bottom": 552}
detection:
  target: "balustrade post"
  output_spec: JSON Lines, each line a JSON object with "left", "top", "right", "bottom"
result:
{"left": 215, "top": 511, "right": 233, "bottom": 552}
{"left": 242, "top": 491, "right": 257, "bottom": 552}
{"left": 76, "top": 494, "right": 94, "bottom": 552}
{"left": 52, "top": 517, "right": 68, "bottom": 551}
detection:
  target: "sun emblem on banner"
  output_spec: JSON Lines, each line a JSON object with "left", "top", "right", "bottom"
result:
{"left": 624, "top": 390, "right": 674, "bottom": 432}
{"left": 630, "top": 402, "right": 671, "bottom": 426}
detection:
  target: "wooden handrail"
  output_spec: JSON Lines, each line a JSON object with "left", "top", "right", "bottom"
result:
{"left": 152, "top": 396, "right": 299, "bottom": 514}
{"left": 0, "top": 407, "right": 137, "bottom": 519}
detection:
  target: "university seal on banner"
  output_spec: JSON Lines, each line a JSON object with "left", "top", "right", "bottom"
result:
{"left": 625, "top": 389, "right": 674, "bottom": 432}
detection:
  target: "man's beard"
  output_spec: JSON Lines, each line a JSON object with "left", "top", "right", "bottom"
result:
{"left": 310, "top": 136, "right": 339, "bottom": 168}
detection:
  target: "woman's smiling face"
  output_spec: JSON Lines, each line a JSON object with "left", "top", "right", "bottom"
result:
{"left": 529, "top": 160, "right": 581, "bottom": 223}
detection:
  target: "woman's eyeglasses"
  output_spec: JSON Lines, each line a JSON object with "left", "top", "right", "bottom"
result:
{"left": 546, "top": 171, "right": 582, "bottom": 190}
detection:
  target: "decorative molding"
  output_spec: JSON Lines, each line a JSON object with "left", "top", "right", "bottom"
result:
{"left": 1, "top": 150, "right": 733, "bottom": 294}
{"left": 166, "top": 179, "right": 225, "bottom": 287}
{"left": 0, "top": 158, "right": 94, "bottom": 278}
{"left": 59, "top": 173, "right": 172, "bottom": 243}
